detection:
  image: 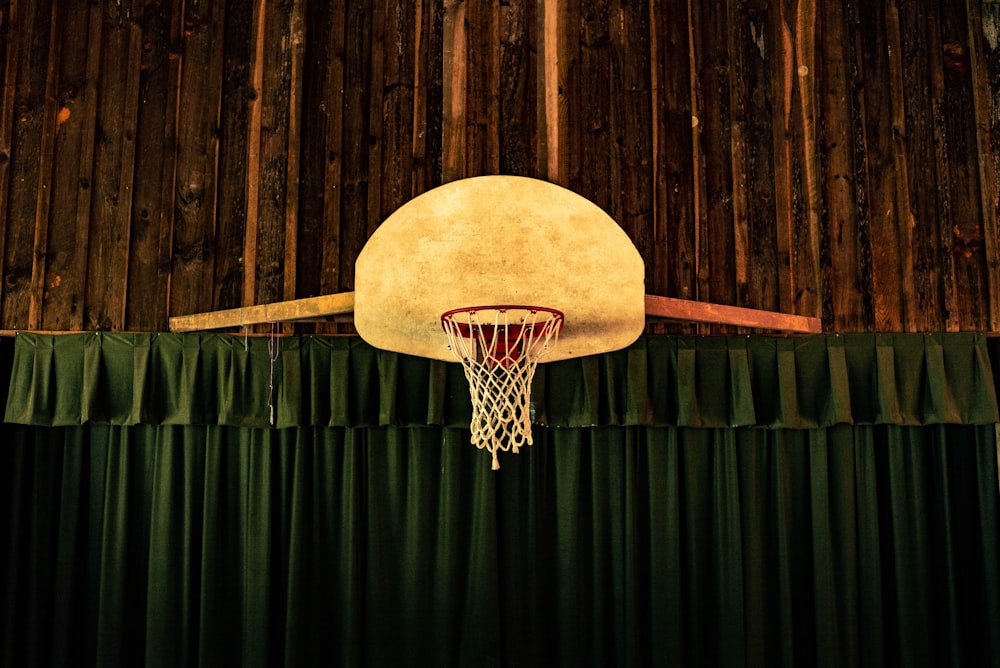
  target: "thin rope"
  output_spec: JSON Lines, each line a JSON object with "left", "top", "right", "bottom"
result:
{"left": 241, "top": 307, "right": 248, "bottom": 351}
{"left": 268, "top": 321, "right": 279, "bottom": 425}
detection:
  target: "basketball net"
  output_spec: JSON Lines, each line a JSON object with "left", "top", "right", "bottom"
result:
{"left": 441, "top": 306, "right": 563, "bottom": 470}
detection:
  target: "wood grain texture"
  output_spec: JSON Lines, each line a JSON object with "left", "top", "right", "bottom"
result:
{"left": 27, "top": 0, "right": 60, "bottom": 329}
{"left": 83, "top": 2, "right": 143, "bottom": 331}
{"left": 0, "top": 1, "right": 998, "bottom": 335}
{"left": 976, "top": 1, "right": 1000, "bottom": 331}
{"left": 338, "top": 0, "right": 373, "bottom": 292}
{"left": 693, "top": 0, "right": 737, "bottom": 313}
{"left": 0, "top": 0, "right": 16, "bottom": 318}
{"left": 441, "top": 0, "right": 466, "bottom": 182}
{"left": 3, "top": 0, "right": 54, "bottom": 330}
{"left": 857, "top": 0, "right": 906, "bottom": 331}
{"left": 41, "top": 1, "right": 98, "bottom": 330}
{"left": 818, "top": 0, "right": 870, "bottom": 331}
{"left": 169, "top": 0, "right": 225, "bottom": 320}
{"left": 125, "top": 0, "right": 182, "bottom": 331}
{"left": 649, "top": 0, "right": 696, "bottom": 303}
{"left": 498, "top": 0, "right": 536, "bottom": 177}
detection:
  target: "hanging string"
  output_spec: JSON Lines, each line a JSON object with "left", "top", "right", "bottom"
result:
{"left": 241, "top": 307, "right": 248, "bottom": 351}
{"left": 267, "top": 321, "right": 279, "bottom": 425}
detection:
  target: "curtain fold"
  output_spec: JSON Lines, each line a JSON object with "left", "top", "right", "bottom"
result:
{"left": 3, "top": 333, "right": 999, "bottom": 667}
{"left": 5, "top": 332, "right": 998, "bottom": 429}
{"left": 2, "top": 423, "right": 998, "bottom": 667}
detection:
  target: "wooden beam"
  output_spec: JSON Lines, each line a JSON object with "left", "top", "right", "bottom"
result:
{"left": 645, "top": 294, "right": 822, "bottom": 333}
{"left": 170, "top": 291, "right": 821, "bottom": 335}
{"left": 169, "top": 292, "right": 355, "bottom": 332}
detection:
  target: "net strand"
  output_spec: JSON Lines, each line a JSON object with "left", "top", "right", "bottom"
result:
{"left": 442, "top": 307, "right": 562, "bottom": 470}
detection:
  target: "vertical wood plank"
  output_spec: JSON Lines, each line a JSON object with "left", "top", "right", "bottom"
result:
{"left": 770, "top": 0, "right": 822, "bottom": 320}
{"left": 2, "top": 0, "right": 54, "bottom": 330}
{"left": 0, "top": 0, "right": 15, "bottom": 318}
{"left": 569, "top": 0, "right": 614, "bottom": 215}
{"left": 169, "top": 0, "right": 225, "bottom": 319}
{"left": 928, "top": 2, "right": 957, "bottom": 332}
{"left": 411, "top": 0, "right": 444, "bottom": 193}
{"left": 649, "top": 0, "right": 697, "bottom": 327}
{"left": 938, "top": 0, "right": 992, "bottom": 330}
{"left": 793, "top": 0, "right": 822, "bottom": 319}
{"left": 975, "top": 0, "right": 1000, "bottom": 330}
{"left": 242, "top": 0, "right": 265, "bottom": 308}
{"left": 728, "top": 0, "right": 751, "bottom": 313}
{"left": 85, "top": 0, "right": 142, "bottom": 330}
{"left": 40, "top": 1, "right": 99, "bottom": 330}
{"left": 442, "top": 0, "right": 467, "bottom": 181}
{"left": 498, "top": 0, "right": 536, "bottom": 177}
{"left": 818, "top": 0, "right": 872, "bottom": 331}
{"left": 538, "top": 0, "right": 567, "bottom": 184}
{"left": 613, "top": 0, "right": 655, "bottom": 294}
{"left": 693, "top": 0, "right": 736, "bottom": 309}
{"left": 283, "top": 0, "right": 304, "bottom": 305}
{"left": 897, "top": 0, "right": 943, "bottom": 331}
{"left": 379, "top": 0, "right": 415, "bottom": 214}
{"left": 125, "top": 0, "right": 182, "bottom": 331}
{"left": 731, "top": 0, "right": 779, "bottom": 314}
{"left": 85, "top": 0, "right": 143, "bottom": 330}
{"left": 248, "top": 0, "right": 295, "bottom": 307}
{"left": 321, "top": 0, "right": 346, "bottom": 293}
{"left": 27, "top": 0, "right": 61, "bottom": 329}
{"left": 365, "top": 0, "right": 384, "bottom": 235}
{"left": 465, "top": 0, "right": 500, "bottom": 176}
{"left": 213, "top": 0, "right": 254, "bottom": 312}
{"left": 338, "top": 0, "right": 373, "bottom": 291}
{"left": 856, "top": 0, "right": 907, "bottom": 331}
{"left": 294, "top": 0, "right": 342, "bottom": 303}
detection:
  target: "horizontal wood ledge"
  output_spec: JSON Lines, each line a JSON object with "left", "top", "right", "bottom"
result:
{"left": 169, "top": 292, "right": 822, "bottom": 335}
{"left": 168, "top": 292, "right": 356, "bottom": 332}
{"left": 644, "top": 295, "right": 823, "bottom": 334}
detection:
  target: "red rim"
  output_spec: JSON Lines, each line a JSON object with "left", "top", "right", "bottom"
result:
{"left": 440, "top": 305, "right": 564, "bottom": 339}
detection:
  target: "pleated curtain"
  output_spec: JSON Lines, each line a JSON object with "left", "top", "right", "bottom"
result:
{"left": 2, "top": 332, "right": 999, "bottom": 667}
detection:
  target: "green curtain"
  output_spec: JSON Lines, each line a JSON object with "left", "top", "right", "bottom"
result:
{"left": 2, "top": 333, "right": 999, "bottom": 667}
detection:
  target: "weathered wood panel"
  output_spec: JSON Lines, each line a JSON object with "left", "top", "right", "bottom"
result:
{"left": 978, "top": 1, "right": 1000, "bottom": 331}
{"left": 295, "top": 0, "right": 343, "bottom": 302}
{"left": 125, "top": 0, "right": 181, "bottom": 331}
{"left": 498, "top": 0, "right": 536, "bottom": 177}
{"left": 0, "top": 0, "right": 15, "bottom": 322}
{"left": 41, "top": 2, "right": 99, "bottom": 330}
{"left": 818, "top": 0, "right": 871, "bottom": 331}
{"left": 0, "top": 0, "right": 999, "bottom": 335}
{"left": 84, "top": 1, "right": 142, "bottom": 331}
{"left": 615, "top": 0, "right": 655, "bottom": 296}
{"left": 213, "top": 0, "right": 253, "bottom": 312}
{"left": 337, "top": 0, "right": 373, "bottom": 292}
{"left": 169, "top": 0, "right": 225, "bottom": 320}
{"left": 939, "top": 0, "right": 992, "bottom": 330}
{"left": 649, "top": 0, "right": 695, "bottom": 304}
{"left": 692, "top": 0, "right": 737, "bottom": 313}
{"left": 252, "top": 0, "right": 295, "bottom": 307}
{"left": 378, "top": 0, "right": 416, "bottom": 215}
{"left": 857, "top": 0, "right": 908, "bottom": 331}
{"left": 2, "top": 0, "right": 54, "bottom": 331}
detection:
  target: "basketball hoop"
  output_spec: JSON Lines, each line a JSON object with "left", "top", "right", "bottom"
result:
{"left": 441, "top": 306, "right": 563, "bottom": 470}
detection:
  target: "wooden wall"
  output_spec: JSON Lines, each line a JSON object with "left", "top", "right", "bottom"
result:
{"left": 0, "top": 0, "right": 999, "bottom": 334}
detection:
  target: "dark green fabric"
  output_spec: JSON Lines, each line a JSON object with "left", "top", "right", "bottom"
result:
{"left": 2, "top": 333, "right": 999, "bottom": 667}
{"left": 5, "top": 332, "right": 998, "bottom": 428}
{"left": 2, "top": 423, "right": 998, "bottom": 667}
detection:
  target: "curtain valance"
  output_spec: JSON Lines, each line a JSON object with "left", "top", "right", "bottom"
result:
{"left": 4, "top": 331, "right": 997, "bottom": 428}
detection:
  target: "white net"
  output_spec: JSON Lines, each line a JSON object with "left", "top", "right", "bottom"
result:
{"left": 441, "top": 307, "right": 563, "bottom": 470}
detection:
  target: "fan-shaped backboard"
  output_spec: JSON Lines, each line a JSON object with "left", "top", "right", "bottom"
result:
{"left": 354, "top": 175, "right": 646, "bottom": 362}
